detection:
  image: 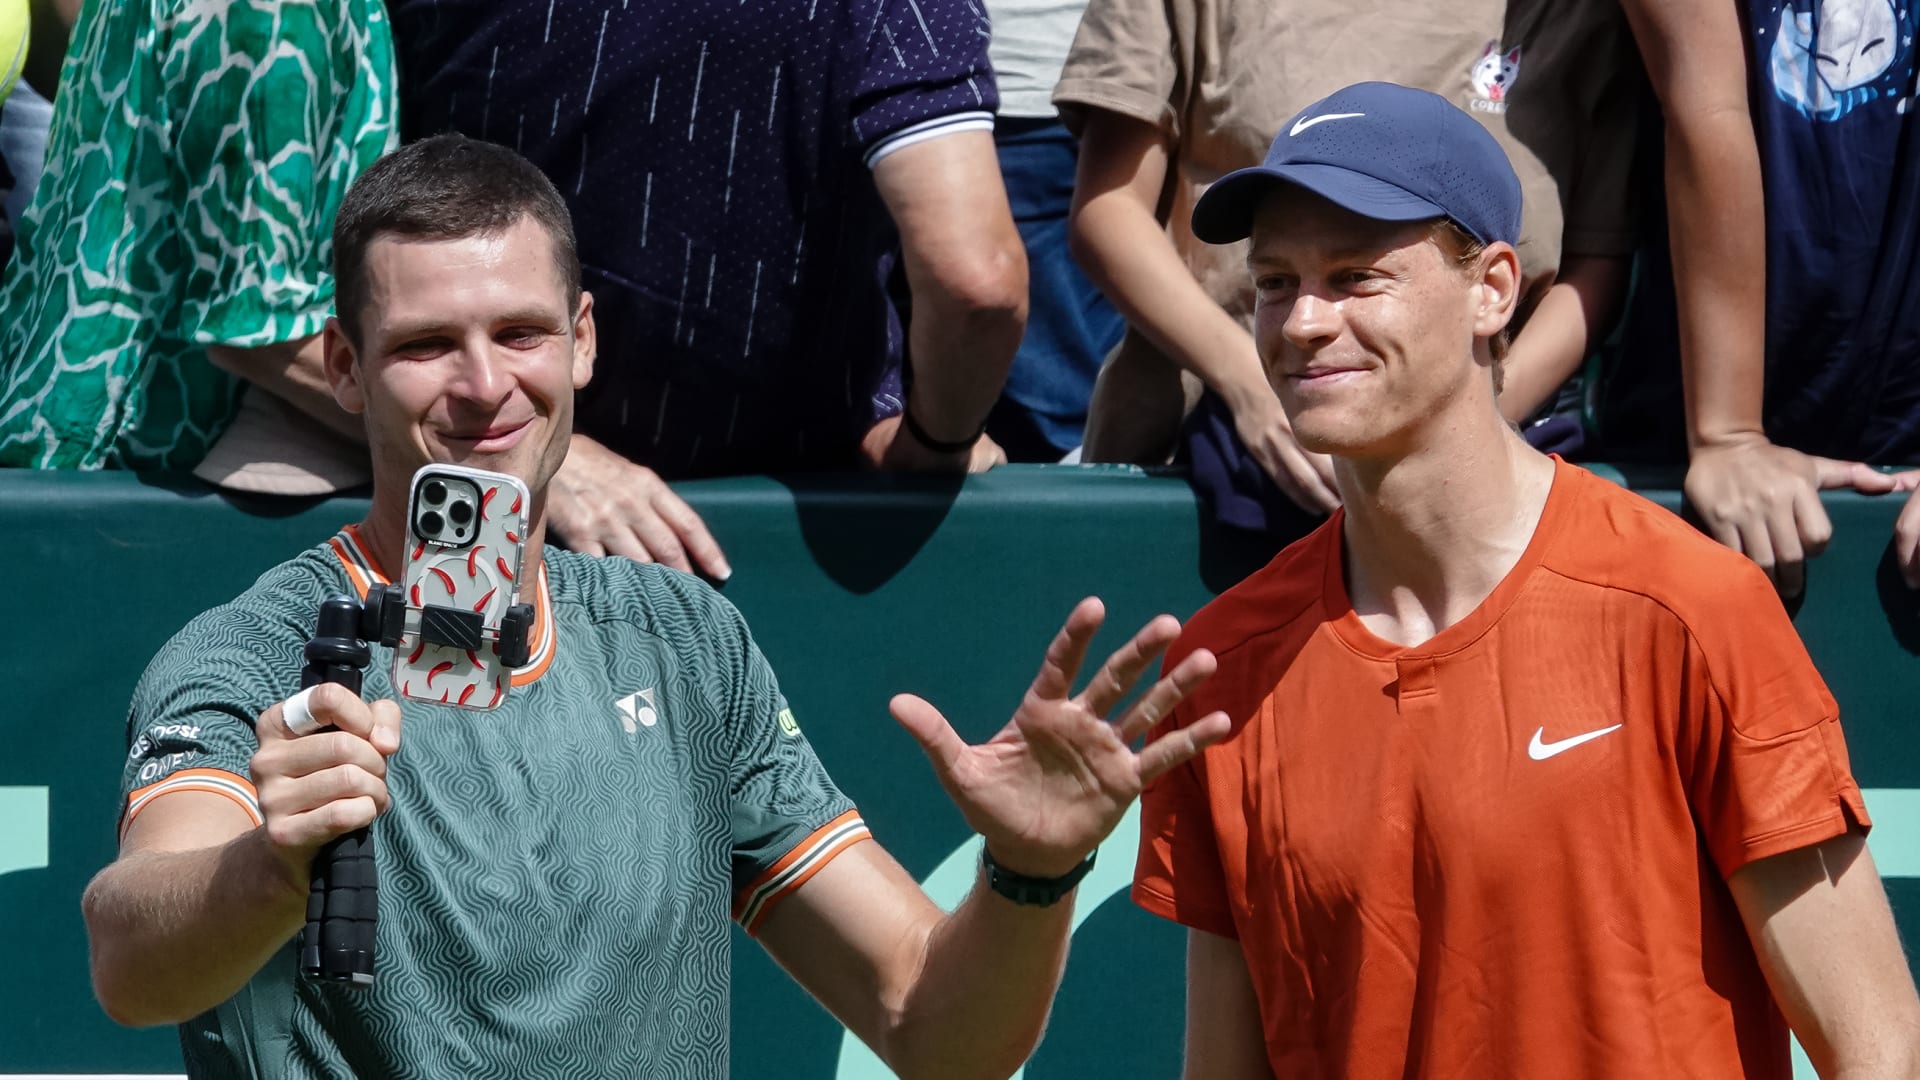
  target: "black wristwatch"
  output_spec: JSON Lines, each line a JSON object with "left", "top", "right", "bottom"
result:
{"left": 900, "top": 400, "right": 986, "bottom": 454}
{"left": 981, "top": 845, "right": 1097, "bottom": 907}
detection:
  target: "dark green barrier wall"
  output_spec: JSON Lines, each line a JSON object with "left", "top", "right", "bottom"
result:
{"left": 3, "top": 466, "right": 1918, "bottom": 1076}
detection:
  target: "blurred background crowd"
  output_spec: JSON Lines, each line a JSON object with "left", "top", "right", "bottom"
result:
{"left": 0, "top": 0, "right": 1914, "bottom": 593}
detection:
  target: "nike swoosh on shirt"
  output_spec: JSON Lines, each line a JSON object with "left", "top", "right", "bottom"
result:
{"left": 1527, "top": 724, "right": 1623, "bottom": 761}
{"left": 1289, "top": 112, "right": 1365, "bottom": 137}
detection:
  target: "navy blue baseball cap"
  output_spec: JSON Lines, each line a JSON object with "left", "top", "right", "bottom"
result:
{"left": 1191, "top": 81, "right": 1523, "bottom": 248}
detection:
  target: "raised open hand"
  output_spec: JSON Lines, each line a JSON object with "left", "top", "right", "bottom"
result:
{"left": 891, "top": 598, "right": 1231, "bottom": 879}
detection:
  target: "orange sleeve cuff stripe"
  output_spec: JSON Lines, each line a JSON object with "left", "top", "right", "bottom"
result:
{"left": 734, "top": 809, "right": 872, "bottom": 934}
{"left": 122, "top": 768, "right": 262, "bottom": 838}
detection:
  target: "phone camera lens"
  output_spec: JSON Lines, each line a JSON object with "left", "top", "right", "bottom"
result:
{"left": 449, "top": 500, "right": 473, "bottom": 525}
{"left": 423, "top": 480, "right": 446, "bottom": 505}
{"left": 419, "top": 510, "right": 445, "bottom": 537}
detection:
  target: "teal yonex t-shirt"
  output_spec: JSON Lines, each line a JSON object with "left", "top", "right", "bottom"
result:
{"left": 120, "top": 530, "right": 867, "bottom": 1078}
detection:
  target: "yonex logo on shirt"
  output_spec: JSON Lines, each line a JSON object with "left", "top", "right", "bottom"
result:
{"left": 616, "top": 688, "right": 659, "bottom": 733}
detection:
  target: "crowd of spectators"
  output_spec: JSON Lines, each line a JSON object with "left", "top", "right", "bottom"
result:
{"left": 0, "top": 0, "right": 1915, "bottom": 589}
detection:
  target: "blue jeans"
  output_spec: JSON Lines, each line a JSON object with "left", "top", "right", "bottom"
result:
{"left": 1, "top": 81, "right": 51, "bottom": 227}
{"left": 987, "top": 116, "right": 1125, "bottom": 461}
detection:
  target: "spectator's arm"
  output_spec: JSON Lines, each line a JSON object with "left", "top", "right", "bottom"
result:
{"left": 1729, "top": 833, "right": 1920, "bottom": 1077}
{"left": 1068, "top": 111, "right": 1259, "bottom": 426}
{"left": 1181, "top": 928, "right": 1274, "bottom": 1079}
{"left": 1621, "top": 0, "right": 1898, "bottom": 596}
{"left": 1497, "top": 255, "right": 1629, "bottom": 424}
{"left": 866, "top": 129, "right": 1024, "bottom": 472}
{"left": 1617, "top": 0, "right": 1766, "bottom": 451}
{"left": 1068, "top": 109, "right": 1335, "bottom": 512}
{"left": 206, "top": 338, "right": 365, "bottom": 444}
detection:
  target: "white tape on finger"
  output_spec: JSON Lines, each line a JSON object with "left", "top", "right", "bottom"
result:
{"left": 282, "top": 686, "right": 324, "bottom": 736}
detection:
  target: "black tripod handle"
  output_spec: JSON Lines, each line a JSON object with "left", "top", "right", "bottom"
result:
{"left": 297, "top": 595, "right": 378, "bottom": 987}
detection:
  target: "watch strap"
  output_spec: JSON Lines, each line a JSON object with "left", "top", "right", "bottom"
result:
{"left": 980, "top": 845, "right": 1096, "bottom": 907}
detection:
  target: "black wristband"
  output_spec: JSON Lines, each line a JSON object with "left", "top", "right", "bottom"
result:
{"left": 900, "top": 400, "right": 984, "bottom": 454}
{"left": 981, "top": 845, "right": 1097, "bottom": 907}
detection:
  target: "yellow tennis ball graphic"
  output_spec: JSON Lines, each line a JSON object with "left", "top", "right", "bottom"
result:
{"left": 0, "top": 0, "right": 27, "bottom": 105}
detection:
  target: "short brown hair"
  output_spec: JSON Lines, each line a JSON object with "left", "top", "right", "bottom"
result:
{"left": 1429, "top": 219, "right": 1511, "bottom": 395}
{"left": 331, "top": 134, "right": 581, "bottom": 345}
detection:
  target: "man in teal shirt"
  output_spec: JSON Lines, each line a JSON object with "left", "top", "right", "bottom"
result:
{"left": 80, "top": 134, "right": 1230, "bottom": 1078}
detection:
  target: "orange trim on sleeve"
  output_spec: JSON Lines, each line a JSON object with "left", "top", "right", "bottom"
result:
{"left": 733, "top": 809, "right": 873, "bottom": 934}
{"left": 122, "top": 767, "right": 262, "bottom": 839}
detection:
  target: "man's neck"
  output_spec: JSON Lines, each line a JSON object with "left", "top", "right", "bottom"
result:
{"left": 355, "top": 486, "right": 551, "bottom": 600}
{"left": 1334, "top": 419, "right": 1555, "bottom": 648}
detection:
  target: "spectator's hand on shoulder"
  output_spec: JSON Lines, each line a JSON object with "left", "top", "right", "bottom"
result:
{"left": 549, "top": 434, "right": 732, "bottom": 580}
{"left": 1894, "top": 477, "right": 1920, "bottom": 589}
{"left": 1684, "top": 433, "right": 1904, "bottom": 597}
{"left": 860, "top": 413, "right": 1006, "bottom": 474}
{"left": 1229, "top": 384, "right": 1339, "bottom": 514}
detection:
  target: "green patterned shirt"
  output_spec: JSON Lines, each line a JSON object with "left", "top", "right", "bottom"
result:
{"left": 121, "top": 534, "right": 865, "bottom": 1078}
{"left": 0, "top": 0, "right": 396, "bottom": 471}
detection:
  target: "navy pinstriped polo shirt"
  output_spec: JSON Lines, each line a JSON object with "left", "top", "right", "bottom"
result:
{"left": 393, "top": 0, "right": 998, "bottom": 476}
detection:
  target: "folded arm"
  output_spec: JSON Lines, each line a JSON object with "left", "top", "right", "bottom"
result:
{"left": 1068, "top": 110, "right": 1335, "bottom": 511}
{"left": 206, "top": 337, "right": 367, "bottom": 444}
{"left": 870, "top": 130, "right": 1026, "bottom": 471}
{"left": 1497, "top": 254, "right": 1629, "bottom": 424}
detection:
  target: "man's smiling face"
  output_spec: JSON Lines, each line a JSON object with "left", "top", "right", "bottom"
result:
{"left": 1247, "top": 186, "right": 1503, "bottom": 462}
{"left": 331, "top": 214, "right": 595, "bottom": 500}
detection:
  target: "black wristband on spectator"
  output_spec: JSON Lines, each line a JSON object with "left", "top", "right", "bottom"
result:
{"left": 901, "top": 400, "right": 984, "bottom": 454}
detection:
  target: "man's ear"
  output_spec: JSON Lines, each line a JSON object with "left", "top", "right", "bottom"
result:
{"left": 322, "top": 317, "right": 367, "bottom": 415}
{"left": 572, "top": 290, "right": 597, "bottom": 390}
{"left": 1474, "top": 242, "right": 1522, "bottom": 340}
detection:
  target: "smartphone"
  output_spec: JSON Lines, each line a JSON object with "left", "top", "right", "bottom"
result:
{"left": 389, "top": 464, "right": 534, "bottom": 709}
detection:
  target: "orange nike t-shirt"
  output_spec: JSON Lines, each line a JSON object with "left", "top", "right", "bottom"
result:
{"left": 1137, "top": 458, "right": 1869, "bottom": 1079}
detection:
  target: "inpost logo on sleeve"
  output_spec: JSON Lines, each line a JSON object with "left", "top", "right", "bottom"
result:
{"left": 777, "top": 708, "right": 801, "bottom": 737}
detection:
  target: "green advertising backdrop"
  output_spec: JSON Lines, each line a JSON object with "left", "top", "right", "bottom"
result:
{"left": 3, "top": 465, "right": 1916, "bottom": 1076}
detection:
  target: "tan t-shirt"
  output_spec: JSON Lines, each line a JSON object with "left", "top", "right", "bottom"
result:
{"left": 1055, "top": 0, "right": 1640, "bottom": 308}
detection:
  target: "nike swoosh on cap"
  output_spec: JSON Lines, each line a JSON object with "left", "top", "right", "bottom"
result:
{"left": 1527, "top": 723, "right": 1623, "bottom": 761}
{"left": 1289, "top": 111, "right": 1366, "bottom": 137}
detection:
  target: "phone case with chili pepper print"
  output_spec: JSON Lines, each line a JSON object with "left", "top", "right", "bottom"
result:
{"left": 390, "top": 465, "right": 532, "bottom": 710}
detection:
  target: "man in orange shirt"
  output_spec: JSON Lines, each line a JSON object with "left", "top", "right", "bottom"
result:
{"left": 1136, "top": 81, "right": 1920, "bottom": 1079}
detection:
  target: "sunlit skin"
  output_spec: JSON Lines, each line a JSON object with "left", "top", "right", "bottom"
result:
{"left": 321, "top": 215, "right": 596, "bottom": 582}
{"left": 1246, "top": 187, "right": 1520, "bottom": 468}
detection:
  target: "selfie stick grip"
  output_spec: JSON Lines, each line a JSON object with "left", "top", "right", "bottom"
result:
{"left": 297, "top": 595, "right": 378, "bottom": 987}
